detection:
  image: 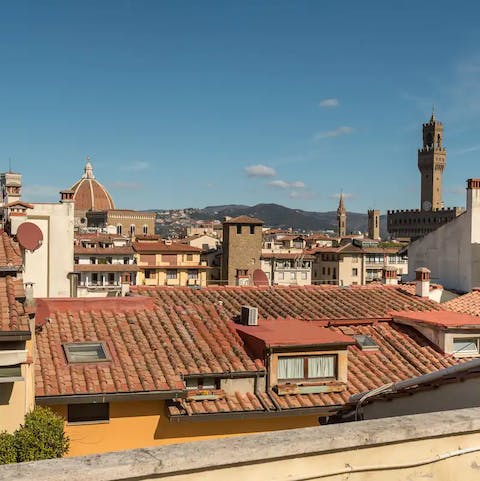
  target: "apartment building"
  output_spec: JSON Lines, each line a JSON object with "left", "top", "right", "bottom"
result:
{"left": 134, "top": 236, "right": 208, "bottom": 287}
{"left": 311, "top": 238, "right": 408, "bottom": 286}
{"left": 73, "top": 233, "right": 138, "bottom": 297}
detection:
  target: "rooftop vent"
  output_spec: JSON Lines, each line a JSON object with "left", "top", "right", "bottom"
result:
{"left": 240, "top": 306, "right": 258, "bottom": 326}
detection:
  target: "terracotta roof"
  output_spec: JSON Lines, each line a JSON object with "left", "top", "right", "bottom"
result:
{"left": 0, "top": 232, "right": 22, "bottom": 270}
{"left": 443, "top": 290, "right": 480, "bottom": 316}
{"left": 168, "top": 320, "right": 463, "bottom": 416}
{"left": 261, "top": 252, "right": 315, "bottom": 260}
{"left": 0, "top": 276, "right": 29, "bottom": 333}
{"left": 34, "top": 297, "right": 263, "bottom": 399}
{"left": 74, "top": 246, "right": 134, "bottom": 255}
{"left": 168, "top": 391, "right": 274, "bottom": 416}
{"left": 133, "top": 241, "right": 201, "bottom": 253}
{"left": 236, "top": 318, "right": 355, "bottom": 349}
{"left": 136, "top": 264, "right": 210, "bottom": 270}
{"left": 73, "top": 264, "right": 139, "bottom": 272}
{"left": 131, "top": 285, "right": 440, "bottom": 321}
{"left": 223, "top": 215, "right": 264, "bottom": 225}
{"left": 74, "top": 233, "right": 128, "bottom": 242}
{"left": 393, "top": 310, "right": 480, "bottom": 328}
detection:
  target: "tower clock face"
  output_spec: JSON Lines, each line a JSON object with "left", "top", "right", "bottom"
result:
{"left": 423, "top": 201, "right": 432, "bottom": 211}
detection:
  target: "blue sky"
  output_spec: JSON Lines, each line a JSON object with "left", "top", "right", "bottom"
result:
{"left": 1, "top": 1, "right": 480, "bottom": 213}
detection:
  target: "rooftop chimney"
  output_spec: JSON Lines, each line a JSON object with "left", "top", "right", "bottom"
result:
{"left": 24, "top": 282, "right": 34, "bottom": 307}
{"left": 467, "top": 179, "right": 480, "bottom": 243}
{"left": 121, "top": 274, "right": 131, "bottom": 296}
{"left": 59, "top": 189, "right": 75, "bottom": 203}
{"left": 415, "top": 267, "right": 431, "bottom": 297}
{"left": 382, "top": 266, "right": 398, "bottom": 285}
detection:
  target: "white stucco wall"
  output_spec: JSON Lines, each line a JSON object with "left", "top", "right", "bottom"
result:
{"left": 13, "top": 202, "right": 74, "bottom": 297}
{"left": 408, "top": 186, "right": 480, "bottom": 293}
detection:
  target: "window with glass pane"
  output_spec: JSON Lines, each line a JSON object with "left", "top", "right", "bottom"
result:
{"left": 64, "top": 343, "right": 109, "bottom": 363}
{"left": 277, "top": 357, "right": 303, "bottom": 380}
{"left": 188, "top": 269, "right": 198, "bottom": 279}
{"left": 308, "top": 356, "right": 335, "bottom": 378}
{"left": 453, "top": 338, "right": 479, "bottom": 355}
{"left": 167, "top": 269, "right": 177, "bottom": 280}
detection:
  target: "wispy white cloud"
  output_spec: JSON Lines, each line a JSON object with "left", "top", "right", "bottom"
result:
{"left": 319, "top": 98, "right": 339, "bottom": 108}
{"left": 289, "top": 190, "right": 316, "bottom": 200}
{"left": 451, "top": 144, "right": 480, "bottom": 155}
{"left": 314, "top": 126, "right": 354, "bottom": 140}
{"left": 268, "top": 179, "right": 306, "bottom": 189}
{"left": 244, "top": 164, "right": 276, "bottom": 177}
{"left": 110, "top": 181, "right": 144, "bottom": 190}
{"left": 121, "top": 161, "right": 149, "bottom": 172}
{"left": 23, "top": 184, "right": 61, "bottom": 200}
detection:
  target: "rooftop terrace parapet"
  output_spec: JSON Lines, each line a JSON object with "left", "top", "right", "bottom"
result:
{"left": 3, "top": 407, "right": 480, "bottom": 481}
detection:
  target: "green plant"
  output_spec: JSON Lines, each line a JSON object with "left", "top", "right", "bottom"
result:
{"left": 0, "top": 431, "right": 16, "bottom": 465}
{"left": 14, "top": 406, "right": 69, "bottom": 462}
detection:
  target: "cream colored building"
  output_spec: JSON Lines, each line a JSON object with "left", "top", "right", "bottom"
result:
{"left": 134, "top": 237, "right": 208, "bottom": 287}
{"left": 73, "top": 233, "right": 137, "bottom": 297}
{"left": 8, "top": 194, "right": 75, "bottom": 298}
{"left": 312, "top": 238, "right": 408, "bottom": 286}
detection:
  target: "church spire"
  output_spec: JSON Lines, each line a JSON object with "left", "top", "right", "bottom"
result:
{"left": 82, "top": 157, "right": 95, "bottom": 179}
{"left": 337, "top": 192, "right": 347, "bottom": 237}
{"left": 430, "top": 105, "right": 436, "bottom": 123}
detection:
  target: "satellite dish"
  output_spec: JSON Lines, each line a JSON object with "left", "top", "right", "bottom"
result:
{"left": 16, "top": 222, "right": 43, "bottom": 252}
{"left": 253, "top": 269, "right": 269, "bottom": 287}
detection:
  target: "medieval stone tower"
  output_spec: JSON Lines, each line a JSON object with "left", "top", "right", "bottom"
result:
{"left": 418, "top": 111, "right": 446, "bottom": 211}
{"left": 367, "top": 209, "right": 380, "bottom": 240}
{"left": 221, "top": 215, "right": 263, "bottom": 286}
{"left": 337, "top": 193, "right": 347, "bottom": 237}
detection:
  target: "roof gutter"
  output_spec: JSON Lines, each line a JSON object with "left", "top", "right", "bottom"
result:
{"left": 0, "top": 331, "right": 31, "bottom": 341}
{"left": 36, "top": 389, "right": 186, "bottom": 405}
{"left": 168, "top": 405, "right": 341, "bottom": 423}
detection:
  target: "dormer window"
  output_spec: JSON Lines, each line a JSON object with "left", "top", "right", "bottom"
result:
{"left": 277, "top": 355, "right": 336, "bottom": 382}
{"left": 185, "top": 377, "right": 218, "bottom": 390}
{"left": 64, "top": 342, "right": 109, "bottom": 363}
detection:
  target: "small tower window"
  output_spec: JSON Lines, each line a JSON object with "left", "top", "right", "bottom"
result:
{"left": 249, "top": 225, "right": 255, "bottom": 234}
{"left": 142, "top": 225, "right": 148, "bottom": 235}
{"left": 116, "top": 224, "right": 122, "bottom": 235}
{"left": 130, "top": 225, "right": 135, "bottom": 236}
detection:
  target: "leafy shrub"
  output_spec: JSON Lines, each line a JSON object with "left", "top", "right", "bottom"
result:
{"left": 14, "top": 406, "right": 69, "bottom": 462}
{"left": 0, "top": 431, "right": 16, "bottom": 465}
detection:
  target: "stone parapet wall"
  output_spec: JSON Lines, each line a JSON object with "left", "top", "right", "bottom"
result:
{"left": 3, "top": 407, "right": 480, "bottom": 481}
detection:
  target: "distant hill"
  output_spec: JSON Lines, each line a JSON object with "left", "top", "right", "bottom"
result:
{"left": 190, "top": 203, "right": 388, "bottom": 236}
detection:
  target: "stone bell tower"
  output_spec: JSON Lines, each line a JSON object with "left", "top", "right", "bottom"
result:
{"left": 337, "top": 193, "right": 347, "bottom": 237}
{"left": 418, "top": 110, "right": 446, "bottom": 211}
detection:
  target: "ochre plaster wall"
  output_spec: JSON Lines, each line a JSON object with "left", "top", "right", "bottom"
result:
{"left": 51, "top": 400, "right": 320, "bottom": 457}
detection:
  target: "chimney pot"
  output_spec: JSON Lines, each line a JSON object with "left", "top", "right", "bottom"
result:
{"left": 415, "top": 267, "right": 431, "bottom": 297}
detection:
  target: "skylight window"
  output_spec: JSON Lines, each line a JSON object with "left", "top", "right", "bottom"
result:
{"left": 354, "top": 335, "right": 379, "bottom": 351}
{"left": 63, "top": 342, "right": 109, "bottom": 363}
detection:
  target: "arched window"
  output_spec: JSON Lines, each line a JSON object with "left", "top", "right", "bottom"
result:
{"left": 130, "top": 224, "right": 135, "bottom": 236}
{"left": 142, "top": 225, "right": 148, "bottom": 235}
{"left": 117, "top": 224, "right": 123, "bottom": 235}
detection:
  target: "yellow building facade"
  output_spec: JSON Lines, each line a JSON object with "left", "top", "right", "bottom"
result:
{"left": 134, "top": 238, "right": 208, "bottom": 287}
